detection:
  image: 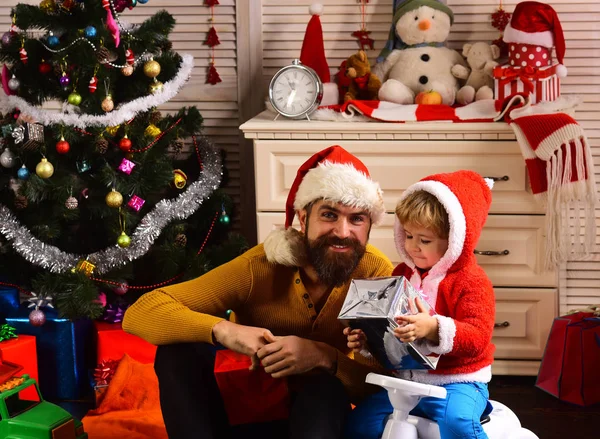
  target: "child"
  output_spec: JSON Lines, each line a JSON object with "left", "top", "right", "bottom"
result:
{"left": 344, "top": 170, "right": 496, "bottom": 439}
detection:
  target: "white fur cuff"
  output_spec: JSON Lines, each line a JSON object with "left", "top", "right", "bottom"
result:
{"left": 424, "top": 315, "right": 456, "bottom": 355}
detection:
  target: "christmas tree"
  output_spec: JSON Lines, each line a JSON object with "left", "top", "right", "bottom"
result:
{"left": 0, "top": 0, "right": 246, "bottom": 324}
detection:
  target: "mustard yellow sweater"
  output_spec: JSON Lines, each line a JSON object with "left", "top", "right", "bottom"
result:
{"left": 123, "top": 243, "right": 393, "bottom": 401}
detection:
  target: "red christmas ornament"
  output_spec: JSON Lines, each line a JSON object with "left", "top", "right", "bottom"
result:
{"left": 207, "top": 63, "right": 222, "bottom": 85}
{"left": 205, "top": 27, "right": 220, "bottom": 47}
{"left": 56, "top": 137, "right": 70, "bottom": 154}
{"left": 89, "top": 76, "right": 98, "bottom": 93}
{"left": 39, "top": 61, "right": 52, "bottom": 74}
{"left": 491, "top": 8, "right": 511, "bottom": 32}
{"left": 204, "top": 0, "right": 219, "bottom": 6}
{"left": 352, "top": 30, "right": 375, "bottom": 50}
{"left": 19, "top": 47, "right": 28, "bottom": 64}
{"left": 119, "top": 135, "right": 132, "bottom": 152}
{"left": 102, "top": 0, "right": 110, "bottom": 10}
{"left": 125, "top": 48, "right": 135, "bottom": 65}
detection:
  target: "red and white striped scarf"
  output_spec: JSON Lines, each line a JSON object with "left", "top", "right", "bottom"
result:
{"left": 510, "top": 112, "right": 598, "bottom": 268}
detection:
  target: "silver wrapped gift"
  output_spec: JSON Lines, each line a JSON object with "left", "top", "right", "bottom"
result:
{"left": 338, "top": 276, "right": 440, "bottom": 371}
{"left": 12, "top": 123, "right": 45, "bottom": 151}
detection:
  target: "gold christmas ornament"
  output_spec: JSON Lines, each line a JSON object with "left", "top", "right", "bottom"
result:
{"left": 105, "top": 189, "right": 123, "bottom": 208}
{"left": 117, "top": 231, "right": 131, "bottom": 248}
{"left": 172, "top": 169, "right": 187, "bottom": 189}
{"left": 105, "top": 125, "right": 120, "bottom": 136}
{"left": 144, "top": 124, "right": 161, "bottom": 138}
{"left": 121, "top": 65, "right": 134, "bottom": 76}
{"left": 36, "top": 158, "right": 54, "bottom": 179}
{"left": 149, "top": 79, "right": 164, "bottom": 94}
{"left": 75, "top": 259, "right": 96, "bottom": 276}
{"left": 101, "top": 95, "right": 114, "bottom": 112}
{"left": 39, "top": 0, "right": 57, "bottom": 13}
{"left": 143, "top": 59, "right": 161, "bottom": 78}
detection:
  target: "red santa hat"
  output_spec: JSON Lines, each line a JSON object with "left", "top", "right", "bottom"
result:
{"left": 503, "top": 1, "right": 567, "bottom": 77}
{"left": 264, "top": 145, "right": 385, "bottom": 266}
{"left": 299, "top": 4, "right": 339, "bottom": 106}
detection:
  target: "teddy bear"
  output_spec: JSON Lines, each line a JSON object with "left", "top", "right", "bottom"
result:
{"left": 455, "top": 42, "right": 500, "bottom": 105}
{"left": 343, "top": 50, "right": 381, "bottom": 102}
{"left": 373, "top": 0, "right": 469, "bottom": 106}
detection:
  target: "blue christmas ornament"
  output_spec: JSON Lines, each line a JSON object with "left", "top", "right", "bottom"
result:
{"left": 47, "top": 34, "right": 60, "bottom": 47}
{"left": 84, "top": 26, "right": 97, "bottom": 38}
{"left": 17, "top": 165, "right": 30, "bottom": 180}
{"left": 138, "top": 0, "right": 149, "bottom": 3}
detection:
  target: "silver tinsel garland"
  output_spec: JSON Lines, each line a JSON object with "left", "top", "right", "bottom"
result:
{"left": 0, "top": 135, "right": 222, "bottom": 275}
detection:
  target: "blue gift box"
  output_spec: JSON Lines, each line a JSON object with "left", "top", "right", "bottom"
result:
{"left": 0, "top": 286, "right": 20, "bottom": 323}
{"left": 6, "top": 305, "right": 93, "bottom": 400}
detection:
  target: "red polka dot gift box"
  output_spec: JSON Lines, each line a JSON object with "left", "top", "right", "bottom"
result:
{"left": 494, "top": 1, "right": 567, "bottom": 104}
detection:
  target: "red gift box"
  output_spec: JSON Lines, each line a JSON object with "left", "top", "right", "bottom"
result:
{"left": 95, "top": 321, "right": 156, "bottom": 364}
{"left": 494, "top": 63, "right": 560, "bottom": 104}
{"left": 214, "top": 349, "right": 290, "bottom": 425}
{"left": 1, "top": 335, "right": 38, "bottom": 400}
{"left": 536, "top": 312, "right": 600, "bottom": 406}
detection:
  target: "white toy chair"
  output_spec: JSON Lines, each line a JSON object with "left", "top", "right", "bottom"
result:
{"left": 366, "top": 373, "right": 539, "bottom": 439}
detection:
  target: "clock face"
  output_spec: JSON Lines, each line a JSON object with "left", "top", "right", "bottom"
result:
{"left": 269, "top": 66, "right": 321, "bottom": 117}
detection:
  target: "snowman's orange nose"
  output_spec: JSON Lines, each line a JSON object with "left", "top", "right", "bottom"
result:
{"left": 419, "top": 20, "right": 431, "bottom": 31}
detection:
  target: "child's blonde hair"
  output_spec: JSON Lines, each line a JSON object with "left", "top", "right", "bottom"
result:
{"left": 395, "top": 190, "right": 450, "bottom": 239}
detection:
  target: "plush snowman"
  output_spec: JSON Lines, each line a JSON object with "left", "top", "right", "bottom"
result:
{"left": 373, "top": 0, "right": 469, "bottom": 105}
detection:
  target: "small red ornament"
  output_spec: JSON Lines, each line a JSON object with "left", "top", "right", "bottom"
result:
{"left": 56, "top": 137, "right": 70, "bottom": 154}
{"left": 204, "top": 0, "right": 219, "bottom": 6}
{"left": 119, "top": 135, "right": 132, "bottom": 152}
{"left": 491, "top": 8, "right": 511, "bottom": 32}
{"left": 205, "top": 27, "right": 220, "bottom": 47}
{"left": 39, "top": 61, "right": 52, "bottom": 74}
{"left": 207, "top": 63, "right": 222, "bottom": 85}
{"left": 102, "top": 0, "right": 110, "bottom": 10}
{"left": 125, "top": 48, "right": 135, "bottom": 65}
{"left": 89, "top": 76, "right": 98, "bottom": 93}
{"left": 352, "top": 30, "right": 375, "bottom": 50}
{"left": 19, "top": 47, "right": 28, "bottom": 64}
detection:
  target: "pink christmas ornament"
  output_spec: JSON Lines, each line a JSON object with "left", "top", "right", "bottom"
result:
{"left": 96, "top": 292, "right": 107, "bottom": 307}
{"left": 114, "top": 281, "right": 128, "bottom": 295}
{"left": 127, "top": 194, "right": 145, "bottom": 212}
{"left": 102, "top": 0, "right": 121, "bottom": 47}
{"left": 118, "top": 158, "right": 136, "bottom": 174}
{"left": 29, "top": 309, "right": 46, "bottom": 326}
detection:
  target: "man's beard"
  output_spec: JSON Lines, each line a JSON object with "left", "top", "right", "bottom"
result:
{"left": 304, "top": 233, "right": 366, "bottom": 287}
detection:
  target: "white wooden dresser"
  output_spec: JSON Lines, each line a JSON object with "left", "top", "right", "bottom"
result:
{"left": 240, "top": 110, "right": 558, "bottom": 376}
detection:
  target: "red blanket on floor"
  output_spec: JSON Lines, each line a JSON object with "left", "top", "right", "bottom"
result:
{"left": 82, "top": 355, "right": 167, "bottom": 439}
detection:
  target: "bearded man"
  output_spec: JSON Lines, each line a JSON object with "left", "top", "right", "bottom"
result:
{"left": 123, "top": 145, "right": 393, "bottom": 439}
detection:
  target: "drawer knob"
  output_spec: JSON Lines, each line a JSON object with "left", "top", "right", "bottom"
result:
{"left": 484, "top": 175, "right": 509, "bottom": 182}
{"left": 494, "top": 321, "right": 510, "bottom": 328}
{"left": 474, "top": 249, "right": 510, "bottom": 256}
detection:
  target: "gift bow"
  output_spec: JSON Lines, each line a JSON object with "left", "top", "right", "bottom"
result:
{"left": 567, "top": 305, "right": 600, "bottom": 317}
{"left": 0, "top": 324, "right": 17, "bottom": 342}
{"left": 494, "top": 65, "right": 546, "bottom": 95}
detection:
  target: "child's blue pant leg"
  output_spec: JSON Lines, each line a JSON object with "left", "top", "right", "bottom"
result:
{"left": 344, "top": 382, "right": 489, "bottom": 439}
{"left": 344, "top": 389, "right": 393, "bottom": 439}
{"left": 413, "top": 382, "right": 490, "bottom": 439}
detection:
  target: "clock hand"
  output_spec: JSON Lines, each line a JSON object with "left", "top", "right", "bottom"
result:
{"left": 286, "top": 89, "right": 297, "bottom": 108}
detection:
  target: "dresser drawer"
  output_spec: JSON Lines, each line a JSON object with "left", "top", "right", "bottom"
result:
{"left": 253, "top": 140, "right": 543, "bottom": 215}
{"left": 257, "top": 213, "right": 555, "bottom": 288}
{"left": 493, "top": 288, "right": 556, "bottom": 360}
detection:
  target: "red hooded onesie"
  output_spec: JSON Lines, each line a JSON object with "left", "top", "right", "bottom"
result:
{"left": 392, "top": 170, "right": 496, "bottom": 385}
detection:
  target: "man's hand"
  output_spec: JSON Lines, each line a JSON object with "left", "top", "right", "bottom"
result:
{"left": 343, "top": 327, "right": 367, "bottom": 353}
{"left": 212, "top": 320, "right": 275, "bottom": 370}
{"left": 394, "top": 297, "right": 439, "bottom": 343}
{"left": 257, "top": 333, "right": 336, "bottom": 378}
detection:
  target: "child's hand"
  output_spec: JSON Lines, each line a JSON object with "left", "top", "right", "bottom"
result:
{"left": 394, "top": 297, "right": 439, "bottom": 343}
{"left": 343, "top": 327, "right": 367, "bottom": 353}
